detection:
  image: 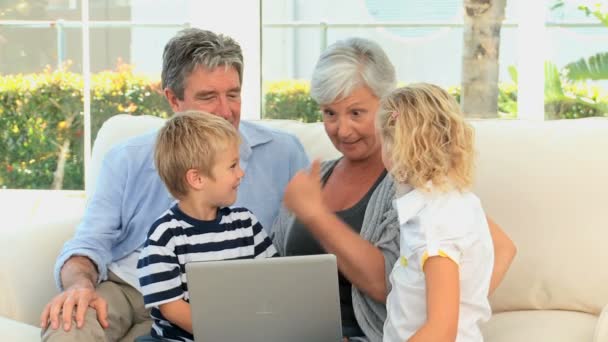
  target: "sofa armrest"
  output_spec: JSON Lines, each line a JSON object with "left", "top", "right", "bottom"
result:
{"left": 594, "top": 304, "right": 608, "bottom": 342}
{"left": 0, "top": 208, "right": 83, "bottom": 326}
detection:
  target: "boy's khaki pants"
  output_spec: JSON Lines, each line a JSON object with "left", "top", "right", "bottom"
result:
{"left": 41, "top": 271, "right": 152, "bottom": 342}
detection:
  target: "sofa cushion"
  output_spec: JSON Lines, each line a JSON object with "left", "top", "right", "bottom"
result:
{"left": 471, "top": 118, "right": 608, "bottom": 315}
{"left": 481, "top": 310, "right": 597, "bottom": 342}
{"left": 0, "top": 196, "right": 83, "bottom": 326}
{"left": 0, "top": 316, "right": 40, "bottom": 341}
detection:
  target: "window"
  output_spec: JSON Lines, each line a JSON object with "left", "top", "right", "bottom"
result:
{"left": 261, "top": 0, "right": 607, "bottom": 122}
{"left": 0, "top": 0, "right": 260, "bottom": 190}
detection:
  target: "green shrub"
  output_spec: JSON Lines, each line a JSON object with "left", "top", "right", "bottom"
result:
{"left": 545, "top": 83, "right": 608, "bottom": 119}
{"left": 2, "top": 71, "right": 607, "bottom": 190}
{"left": 0, "top": 63, "right": 171, "bottom": 190}
{"left": 263, "top": 80, "right": 320, "bottom": 123}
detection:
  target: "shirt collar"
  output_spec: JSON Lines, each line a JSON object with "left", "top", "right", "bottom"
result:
{"left": 238, "top": 121, "right": 273, "bottom": 162}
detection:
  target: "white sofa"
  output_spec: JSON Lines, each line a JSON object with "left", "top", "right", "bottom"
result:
{"left": 1, "top": 115, "right": 608, "bottom": 341}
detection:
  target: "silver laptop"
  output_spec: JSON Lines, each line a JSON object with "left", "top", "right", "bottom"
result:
{"left": 186, "top": 254, "right": 342, "bottom": 342}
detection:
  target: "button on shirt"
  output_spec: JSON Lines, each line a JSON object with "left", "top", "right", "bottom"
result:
{"left": 54, "top": 120, "right": 309, "bottom": 290}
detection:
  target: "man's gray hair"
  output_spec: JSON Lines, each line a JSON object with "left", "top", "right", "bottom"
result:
{"left": 310, "top": 37, "right": 396, "bottom": 105}
{"left": 161, "top": 28, "right": 243, "bottom": 100}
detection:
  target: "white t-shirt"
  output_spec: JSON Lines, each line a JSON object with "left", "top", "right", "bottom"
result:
{"left": 108, "top": 248, "right": 142, "bottom": 292}
{"left": 383, "top": 189, "right": 494, "bottom": 342}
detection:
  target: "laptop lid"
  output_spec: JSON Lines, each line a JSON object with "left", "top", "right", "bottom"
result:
{"left": 186, "top": 254, "right": 342, "bottom": 342}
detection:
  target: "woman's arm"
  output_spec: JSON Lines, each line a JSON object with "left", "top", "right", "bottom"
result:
{"left": 283, "top": 160, "right": 388, "bottom": 303}
{"left": 487, "top": 216, "right": 517, "bottom": 295}
{"left": 303, "top": 210, "right": 388, "bottom": 303}
{"left": 159, "top": 299, "right": 193, "bottom": 334}
{"left": 408, "top": 256, "right": 460, "bottom": 342}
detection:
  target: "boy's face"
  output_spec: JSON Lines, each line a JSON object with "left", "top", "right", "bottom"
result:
{"left": 205, "top": 142, "right": 244, "bottom": 207}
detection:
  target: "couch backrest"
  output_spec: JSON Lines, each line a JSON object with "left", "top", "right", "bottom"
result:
{"left": 91, "top": 115, "right": 608, "bottom": 315}
{"left": 89, "top": 115, "right": 341, "bottom": 197}
{"left": 471, "top": 118, "right": 608, "bottom": 315}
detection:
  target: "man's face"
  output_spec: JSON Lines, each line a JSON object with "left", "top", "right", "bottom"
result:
{"left": 165, "top": 65, "right": 242, "bottom": 129}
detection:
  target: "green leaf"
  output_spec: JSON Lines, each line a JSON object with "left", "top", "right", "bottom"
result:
{"left": 564, "top": 52, "right": 608, "bottom": 81}
{"left": 508, "top": 65, "right": 518, "bottom": 84}
{"left": 545, "top": 61, "right": 565, "bottom": 102}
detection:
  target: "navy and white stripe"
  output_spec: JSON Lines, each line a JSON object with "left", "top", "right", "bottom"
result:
{"left": 137, "top": 204, "right": 277, "bottom": 342}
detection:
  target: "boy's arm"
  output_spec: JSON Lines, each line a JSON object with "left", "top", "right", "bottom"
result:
{"left": 159, "top": 300, "right": 193, "bottom": 334}
{"left": 408, "top": 256, "right": 460, "bottom": 342}
{"left": 250, "top": 213, "right": 278, "bottom": 258}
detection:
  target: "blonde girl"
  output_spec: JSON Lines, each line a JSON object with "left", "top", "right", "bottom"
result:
{"left": 378, "top": 83, "right": 494, "bottom": 342}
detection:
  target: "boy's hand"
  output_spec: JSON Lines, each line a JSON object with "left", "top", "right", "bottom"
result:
{"left": 40, "top": 280, "right": 109, "bottom": 331}
{"left": 283, "top": 159, "right": 326, "bottom": 223}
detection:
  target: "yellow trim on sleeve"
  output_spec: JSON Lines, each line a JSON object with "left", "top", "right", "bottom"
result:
{"left": 421, "top": 251, "right": 429, "bottom": 268}
{"left": 400, "top": 256, "right": 408, "bottom": 267}
{"left": 420, "top": 249, "right": 459, "bottom": 269}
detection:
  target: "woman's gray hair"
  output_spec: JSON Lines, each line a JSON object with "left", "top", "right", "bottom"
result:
{"left": 310, "top": 37, "right": 396, "bottom": 105}
{"left": 161, "top": 28, "right": 243, "bottom": 100}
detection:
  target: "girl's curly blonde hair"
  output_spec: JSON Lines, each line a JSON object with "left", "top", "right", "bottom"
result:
{"left": 377, "top": 83, "right": 475, "bottom": 192}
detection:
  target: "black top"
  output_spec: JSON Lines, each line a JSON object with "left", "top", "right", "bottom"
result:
{"left": 284, "top": 162, "right": 387, "bottom": 337}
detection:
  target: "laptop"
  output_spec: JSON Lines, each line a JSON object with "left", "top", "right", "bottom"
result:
{"left": 186, "top": 254, "right": 343, "bottom": 342}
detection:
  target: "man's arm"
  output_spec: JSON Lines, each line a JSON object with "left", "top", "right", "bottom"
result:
{"left": 41, "top": 148, "right": 128, "bottom": 331}
{"left": 60, "top": 255, "right": 98, "bottom": 290}
{"left": 487, "top": 216, "right": 517, "bottom": 295}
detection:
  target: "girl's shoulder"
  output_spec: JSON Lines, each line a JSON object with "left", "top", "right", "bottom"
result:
{"left": 395, "top": 188, "right": 484, "bottom": 230}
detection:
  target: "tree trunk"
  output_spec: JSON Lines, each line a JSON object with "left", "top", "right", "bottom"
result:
{"left": 461, "top": 0, "right": 507, "bottom": 118}
{"left": 52, "top": 138, "right": 71, "bottom": 190}
{"left": 51, "top": 112, "right": 77, "bottom": 190}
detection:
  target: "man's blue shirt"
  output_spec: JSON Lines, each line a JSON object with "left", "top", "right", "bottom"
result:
{"left": 54, "top": 120, "right": 309, "bottom": 289}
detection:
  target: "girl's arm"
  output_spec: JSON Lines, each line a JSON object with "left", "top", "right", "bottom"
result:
{"left": 408, "top": 256, "right": 460, "bottom": 342}
{"left": 159, "top": 299, "right": 193, "bottom": 334}
{"left": 487, "top": 216, "right": 517, "bottom": 295}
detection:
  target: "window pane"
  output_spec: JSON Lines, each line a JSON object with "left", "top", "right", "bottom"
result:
{"left": 0, "top": 26, "right": 84, "bottom": 190}
{"left": 262, "top": 0, "right": 519, "bottom": 121}
{"left": 89, "top": 0, "right": 187, "bottom": 22}
{"left": 545, "top": 1, "right": 608, "bottom": 120}
{"left": 89, "top": 26, "right": 179, "bottom": 143}
{"left": 0, "top": 0, "right": 81, "bottom": 20}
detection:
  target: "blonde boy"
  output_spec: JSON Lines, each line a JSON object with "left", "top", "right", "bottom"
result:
{"left": 137, "top": 111, "right": 277, "bottom": 342}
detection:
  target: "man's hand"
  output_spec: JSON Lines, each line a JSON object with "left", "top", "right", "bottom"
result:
{"left": 40, "top": 256, "right": 107, "bottom": 331}
{"left": 283, "top": 159, "right": 326, "bottom": 223}
{"left": 40, "top": 281, "right": 108, "bottom": 331}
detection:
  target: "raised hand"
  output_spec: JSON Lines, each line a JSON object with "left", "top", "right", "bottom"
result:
{"left": 283, "top": 159, "right": 326, "bottom": 223}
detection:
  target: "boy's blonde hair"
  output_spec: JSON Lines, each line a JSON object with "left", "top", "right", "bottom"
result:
{"left": 154, "top": 111, "right": 240, "bottom": 199}
{"left": 377, "top": 83, "right": 475, "bottom": 192}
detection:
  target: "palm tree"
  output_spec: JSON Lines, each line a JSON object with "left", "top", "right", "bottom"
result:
{"left": 461, "top": 0, "right": 507, "bottom": 118}
{"left": 557, "top": 2, "right": 608, "bottom": 82}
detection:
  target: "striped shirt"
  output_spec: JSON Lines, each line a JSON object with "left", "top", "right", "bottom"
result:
{"left": 137, "top": 204, "right": 278, "bottom": 342}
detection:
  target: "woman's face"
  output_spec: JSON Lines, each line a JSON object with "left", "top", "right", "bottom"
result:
{"left": 321, "top": 86, "right": 381, "bottom": 162}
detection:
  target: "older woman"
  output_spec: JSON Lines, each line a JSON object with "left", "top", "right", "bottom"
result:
{"left": 272, "top": 37, "right": 516, "bottom": 342}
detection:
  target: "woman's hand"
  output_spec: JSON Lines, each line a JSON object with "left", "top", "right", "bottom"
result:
{"left": 283, "top": 159, "right": 327, "bottom": 223}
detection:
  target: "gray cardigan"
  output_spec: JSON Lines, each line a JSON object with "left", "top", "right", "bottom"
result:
{"left": 271, "top": 159, "right": 402, "bottom": 342}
